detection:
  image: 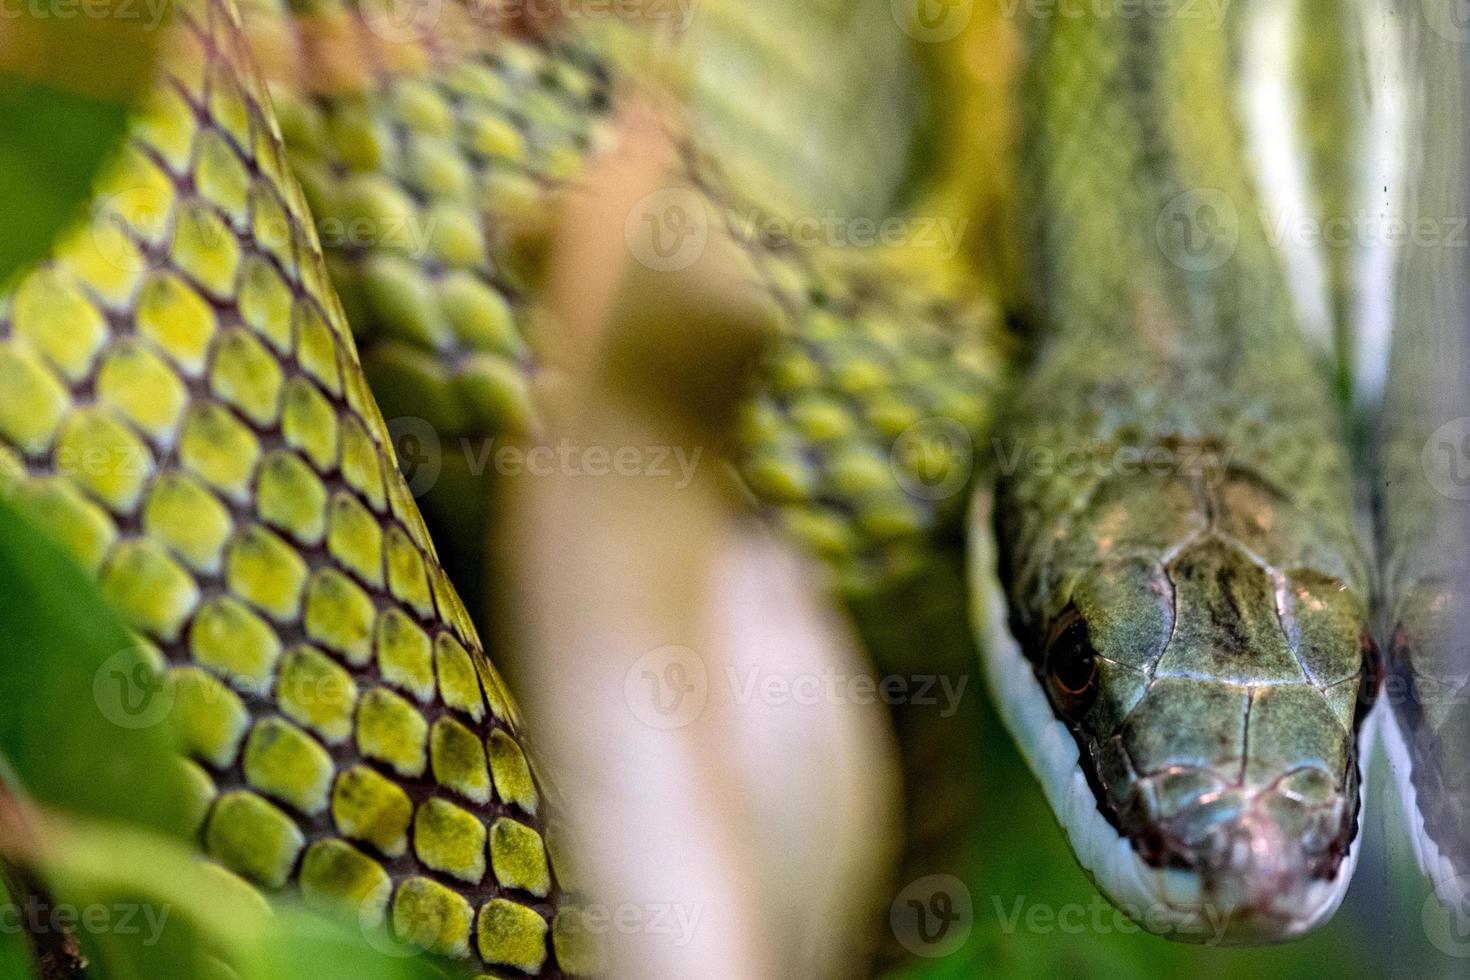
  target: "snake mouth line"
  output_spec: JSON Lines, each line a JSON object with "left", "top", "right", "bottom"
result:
{"left": 969, "top": 489, "right": 1369, "bottom": 945}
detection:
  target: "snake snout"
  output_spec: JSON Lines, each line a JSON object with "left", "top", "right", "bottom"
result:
{"left": 1130, "top": 767, "right": 1357, "bottom": 942}
{"left": 1198, "top": 804, "right": 1315, "bottom": 931}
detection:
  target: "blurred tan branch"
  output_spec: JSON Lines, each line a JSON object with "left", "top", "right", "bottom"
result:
{"left": 497, "top": 102, "right": 902, "bottom": 979}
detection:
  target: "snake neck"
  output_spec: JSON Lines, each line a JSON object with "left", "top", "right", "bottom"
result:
{"left": 1006, "top": 4, "right": 1365, "bottom": 602}
{"left": 1022, "top": 4, "right": 1301, "bottom": 368}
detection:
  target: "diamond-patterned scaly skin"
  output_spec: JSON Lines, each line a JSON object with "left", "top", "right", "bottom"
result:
{"left": 230, "top": 1, "right": 1011, "bottom": 610}
{"left": 241, "top": 0, "right": 613, "bottom": 442}
{"left": 734, "top": 241, "right": 1010, "bottom": 599}
{"left": 0, "top": 1, "right": 594, "bottom": 974}
{"left": 232, "top": 0, "right": 617, "bottom": 597}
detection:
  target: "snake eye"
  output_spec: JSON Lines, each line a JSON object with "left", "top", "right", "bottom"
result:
{"left": 1044, "top": 608, "right": 1099, "bottom": 717}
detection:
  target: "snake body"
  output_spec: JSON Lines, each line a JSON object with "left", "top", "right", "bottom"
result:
{"left": 977, "top": 4, "right": 1378, "bottom": 942}
{"left": 0, "top": 1, "right": 595, "bottom": 973}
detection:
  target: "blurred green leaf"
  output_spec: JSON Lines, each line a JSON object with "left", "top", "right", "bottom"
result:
{"left": 0, "top": 870, "right": 38, "bottom": 979}
{"left": 0, "top": 1, "right": 161, "bottom": 282}
{"left": 0, "top": 496, "right": 191, "bottom": 838}
{"left": 37, "top": 814, "right": 262, "bottom": 980}
{"left": 34, "top": 811, "right": 462, "bottom": 980}
{"left": 0, "top": 82, "right": 127, "bottom": 285}
{"left": 237, "top": 909, "right": 461, "bottom": 980}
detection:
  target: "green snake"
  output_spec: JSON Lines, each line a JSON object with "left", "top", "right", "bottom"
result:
{"left": 0, "top": 0, "right": 1462, "bottom": 971}
{"left": 972, "top": 1, "right": 1377, "bottom": 943}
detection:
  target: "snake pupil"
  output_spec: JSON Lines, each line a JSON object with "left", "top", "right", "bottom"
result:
{"left": 1045, "top": 612, "right": 1099, "bottom": 714}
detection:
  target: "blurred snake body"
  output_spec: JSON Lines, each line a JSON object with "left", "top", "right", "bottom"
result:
{"left": 1375, "top": 1, "right": 1470, "bottom": 923}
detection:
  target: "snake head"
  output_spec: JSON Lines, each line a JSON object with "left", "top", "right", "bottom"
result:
{"left": 1052, "top": 541, "right": 1377, "bottom": 941}
{"left": 992, "top": 469, "right": 1380, "bottom": 944}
